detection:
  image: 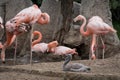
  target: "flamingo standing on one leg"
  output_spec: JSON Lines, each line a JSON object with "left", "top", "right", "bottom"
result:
{"left": 1, "top": 4, "right": 50, "bottom": 63}
{"left": 73, "top": 15, "right": 116, "bottom": 60}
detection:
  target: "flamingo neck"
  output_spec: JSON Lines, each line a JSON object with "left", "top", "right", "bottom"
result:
{"left": 80, "top": 16, "right": 90, "bottom": 36}
{"left": 32, "top": 31, "right": 42, "bottom": 47}
{"left": 63, "top": 54, "right": 72, "bottom": 70}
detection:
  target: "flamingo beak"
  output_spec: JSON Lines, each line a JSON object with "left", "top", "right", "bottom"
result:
{"left": 73, "top": 18, "right": 77, "bottom": 22}
{"left": 0, "top": 25, "right": 4, "bottom": 29}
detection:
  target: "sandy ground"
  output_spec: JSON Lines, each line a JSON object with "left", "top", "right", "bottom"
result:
{"left": 0, "top": 72, "right": 63, "bottom": 80}
{"left": 0, "top": 56, "right": 120, "bottom": 80}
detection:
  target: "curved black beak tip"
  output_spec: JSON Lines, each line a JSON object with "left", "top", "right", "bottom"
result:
{"left": 2, "top": 61, "right": 6, "bottom": 64}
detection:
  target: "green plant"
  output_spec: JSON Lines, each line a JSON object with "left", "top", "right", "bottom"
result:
{"left": 113, "top": 21, "right": 120, "bottom": 39}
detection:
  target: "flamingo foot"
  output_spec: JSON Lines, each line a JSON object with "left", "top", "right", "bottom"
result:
{"left": 2, "top": 61, "right": 6, "bottom": 64}
{"left": 91, "top": 54, "right": 96, "bottom": 60}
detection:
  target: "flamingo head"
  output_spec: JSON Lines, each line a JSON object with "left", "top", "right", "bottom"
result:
{"left": 47, "top": 41, "right": 58, "bottom": 52}
{"left": 73, "top": 15, "right": 85, "bottom": 22}
{"left": 71, "top": 48, "right": 78, "bottom": 55}
{"left": 37, "top": 13, "right": 50, "bottom": 25}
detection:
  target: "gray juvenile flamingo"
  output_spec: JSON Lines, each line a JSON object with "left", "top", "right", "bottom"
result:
{"left": 63, "top": 54, "right": 91, "bottom": 72}
{"left": 73, "top": 15, "right": 116, "bottom": 60}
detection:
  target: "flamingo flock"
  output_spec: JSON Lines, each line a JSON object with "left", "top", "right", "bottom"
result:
{"left": 0, "top": 4, "right": 117, "bottom": 72}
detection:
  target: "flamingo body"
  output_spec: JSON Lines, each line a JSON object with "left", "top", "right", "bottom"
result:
{"left": 53, "top": 46, "right": 78, "bottom": 55}
{"left": 32, "top": 43, "right": 48, "bottom": 53}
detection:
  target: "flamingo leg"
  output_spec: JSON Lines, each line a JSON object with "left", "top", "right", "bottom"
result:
{"left": 30, "top": 27, "right": 33, "bottom": 65}
{"left": 14, "top": 37, "right": 17, "bottom": 65}
{"left": 1, "top": 32, "right": 16, "bottom": 63}
{"left": 100, "top": 35, "right": 105, "bottom": 59}
{"left": 90, "top": 34, "right": 97, "bottom": 60}
{"left": 95, "top": 35, "right": 99, "bottom": 59}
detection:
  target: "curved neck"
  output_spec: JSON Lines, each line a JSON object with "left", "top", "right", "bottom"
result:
{"left": 32, "top": 31, "right": 42, "bottom": 47}
{"left": 80, "top": 16, "right": 90, "bottom": 36}
{"left": 63, "top": 54, "right": 72, "bottom": 68}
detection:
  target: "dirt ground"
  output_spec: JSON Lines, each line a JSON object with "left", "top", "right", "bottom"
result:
{"left": 0, "top": 53, "right": 120, "bottom": 80}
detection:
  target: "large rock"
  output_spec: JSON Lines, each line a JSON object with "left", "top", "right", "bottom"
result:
{"left": 79, "top": 0, "right": 120, "bottom": 58}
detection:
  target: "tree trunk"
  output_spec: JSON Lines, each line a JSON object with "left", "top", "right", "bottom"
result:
{"left": 54, "top": 0, "right": 73, "bottom": 44}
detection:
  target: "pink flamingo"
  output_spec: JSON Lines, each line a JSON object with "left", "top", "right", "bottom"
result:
{"left": 32, "top": 40, "right": 59, "bottom": 53}
{"left": 52, "top": 46, "right": 78, "bottom": 56}
{"left": 73, "top": 15, "right": 116, "bottom": 60}
{"left": 32, "top": 31, "right": 42, "bottom": 47}
{"left": 31, "top": 32, "right": 58, "bottom": 62}
{"left": 8, "top": 4, "right": 50, "bottom": 27}
{"left": 31, "top": 31, "right": 58, "bottom": 53}
{"left": 1, "top": 4, "right": 50, "bottom": 63}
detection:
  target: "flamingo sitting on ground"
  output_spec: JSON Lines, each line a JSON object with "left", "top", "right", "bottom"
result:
{"left": 31, "top": 31, "right": 58, "bottom": 53}
{"left": 32, "top": 40, "right": 59, "bottom": 54}
{"left": 73, "top": 15, "right": 116, "bottom": 60}
{"left": 63, "top": 54, "right": 91, "bottom": 72}
{"left": 0, "top": 17, "right": 4, "bottom": 48}
{"left": 31, "top": 31, "right": 58, "bottom": 62}
{"left": 52, "top": 46, "right": 78, "bottom": 56}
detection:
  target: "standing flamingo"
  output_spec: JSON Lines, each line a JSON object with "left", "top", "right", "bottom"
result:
{"left": 73, "top": 15, "right": 116, "bottom": 60}
{"left": 1, "top": 4, "right": 50, "bottom": 63}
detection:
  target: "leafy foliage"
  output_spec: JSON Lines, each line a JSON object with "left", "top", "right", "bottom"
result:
{"left": 31, "top": 0, "right": 44, "bottom": 7}
{"left": 113, "top": 21, "right": 120, "bottom": 39}
{"left": 110, "top": 0, "right": 120, "bottom": 9}
{"left": 74, "top": 0, "right": 81, "bottom": 3}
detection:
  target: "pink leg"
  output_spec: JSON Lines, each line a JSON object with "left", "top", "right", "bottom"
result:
{"left": 1, "top": 32, "right": 16, "bottom": 63}
{"left": 90, "top": 34, "right": 97, "bottom": 60}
